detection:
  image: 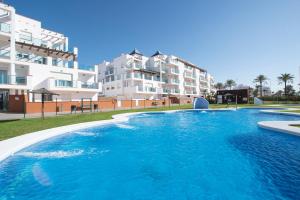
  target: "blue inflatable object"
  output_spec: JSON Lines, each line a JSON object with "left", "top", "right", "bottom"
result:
{"left": 254, "top": 97, "right": 263, "bottom": 105}
{"left": 193, "top": 97, "right": 209, "bottom": 109}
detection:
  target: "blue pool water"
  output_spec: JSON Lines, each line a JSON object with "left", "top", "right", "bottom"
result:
{"left": 1, "top": 109, "right": 300, "bottom": 200}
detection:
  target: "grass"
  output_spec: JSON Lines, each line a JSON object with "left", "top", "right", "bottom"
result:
{"left": 0, "top": 103, "right": 299, "bottom": 141}
{"left": 281, "top": 110, "right": 300, "bottom": 113}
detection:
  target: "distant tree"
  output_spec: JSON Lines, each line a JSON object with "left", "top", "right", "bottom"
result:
{"left": 278, "top": 73, "right": 294, "bottom": 96}
{"left": 286, "top": 85, "right": 295, "bottom": 96}
{"left": 225, "top": 79, "right": 236, "bottom": 90}
{"left": 214, "top": 82, "right": 224, "bottom": 90}
{"left": 274, "top": 90, "right": 283, "bottom": 96}
{"left": 253, "top": 85, "right": 259, "bottom": 97}
{"left": 253, "top": 75, "right": 267, "bottom": 97}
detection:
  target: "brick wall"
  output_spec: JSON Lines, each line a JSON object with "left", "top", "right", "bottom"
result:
{"left": 9, "top": 96, "right": 192, "bottom": 113}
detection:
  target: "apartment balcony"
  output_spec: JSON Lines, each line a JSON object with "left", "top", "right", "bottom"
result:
{"left": 18, "top": 34, "right": 48, "bottom": 47}
{"left": 81, "top": 82, "right": 98, "bottom": 89}
{"left": 185, "top": 90, "right": 197, "bottom": 95}
{"left": 79, "top": 65, "right": 95, "bottom": 72}
{"left": 161, "top": 66, "right": 168, "bottom": 73}
{"left": 0, "top": 49, "right": 10, "bottom": 59}
{"left": 184, "top": 73, "right": 196, "bottom": 80}
{"left": 200, "top": 76, "right": 208, "bottom": 82}
{"left": 135, "top": 85, "right": 158, "bottom": 93}
{"left": 163, "top": 88, "right": 180, "bottom": 94}
{"left": 184, "top": 82, "right": 196, "bottom": 87}
{"left": 167, "top": 58, "right": 179, "bottom": 66}
{"left": 170, "top": 79, "right": 180, "bottom": 85}
{"left": 15, "top": 35, "right": 76, "bottom": 61}
{"left": 16, "top": 52, "right": 47, "bottom": 65}
{"left": 170, "top": 68, "right": 179, "bottom": 75}
{"left": 171, "top": 88, "right": 180, "bottom": 94}
{"left": 0, "top": 75, "right": 32, "bottom": 89}
{"left": 0, "top": 22, "right": 10, "bottom": 35}
{"left": 48, "top": 78, "right": 100, "bottom": 92}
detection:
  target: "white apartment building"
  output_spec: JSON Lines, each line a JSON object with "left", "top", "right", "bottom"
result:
{"left": 0, "top": 3, "right": 100, "bottom": 111}
{"left": 98, "top": 49, "right": 215, "bottom": 100}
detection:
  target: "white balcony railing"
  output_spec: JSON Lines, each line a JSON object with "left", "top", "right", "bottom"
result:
{"left": 48, "top": 78, "right": 99, "bottom": 90}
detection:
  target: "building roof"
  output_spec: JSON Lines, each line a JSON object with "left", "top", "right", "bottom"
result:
{"left": 176, "top": 57, "right": 206, "bottom": 72}
{"left": 151, "top": 50, "right": 163, "bottom": 57}
{"left": 129, "top": 48, "right": 143, "bottom": 56}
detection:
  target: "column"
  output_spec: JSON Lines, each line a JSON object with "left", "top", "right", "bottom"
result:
{"left": 73, "top": 47, "right": 78, "bottom": 88}
{"left": 9, "top": 7, "right": 16, "bottom": 84}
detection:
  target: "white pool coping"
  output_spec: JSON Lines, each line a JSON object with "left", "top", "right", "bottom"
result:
{"left": 0, "top": 111, "right": 141, "bottom": 163}
{"left": 257, "top": 108, "right": 300, "bottom": 136}
{"left": 1, "top": 107, "right": 300, "bottom": 163}
{"left": 258, "top": 120, "right": 300, "bottom": 136}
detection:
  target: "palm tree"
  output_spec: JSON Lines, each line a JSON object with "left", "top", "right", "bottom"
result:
{"left": 225, "top": 79, "right": 236, "bottom": 90}
{"left": 278, "top": 73, "right": 294, "bottom": 96}
{"left": 214, "top": 82, "right": 224, "bottom": 90}
{"left": 253, "top": 75, "right": 267, "bottom": 97}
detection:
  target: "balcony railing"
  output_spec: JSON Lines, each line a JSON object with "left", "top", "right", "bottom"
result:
{"left": 0, "top": 49, "right": 10, "bottom": 59}
{"left": 55, "top": 80, "right": 73, "bottom": 88}
{"left": 170, "top": 68, "right": 179, "bottom": 74}
{"left": 136, "top": 86, "right": 157, "bottom": 93}
{"left": 81, "top": 82, "right": 98, "bottom": 89}
{"left": 18, "top": 34, "right": 48, "bottom": 47}
{"left": 52, "top": 79, "right": 99, "bottom": 89}
{"left": 0, "top": 22, "right": 10, "bottom": 33}
{"left": 184, "top": 82, "right": 196, "bottom": 87}
{"left": 170, "top": 79, "right": 180, "bottom": 84}
{"left": 79, "top": 65, "right": 95, "bottom": 71}
{"left": 16, "top": 52, "right": 47, "bottom": 65}
{"left": 137, "top": 85, "right": 143, "bottom": 92}
{"left": 0, "top": 75, "right": 29, "bottom": 85}
{"left": 172, "top": 89, "right": 180, "bottom": 94}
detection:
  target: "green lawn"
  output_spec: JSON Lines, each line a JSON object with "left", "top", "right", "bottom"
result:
{"left": 281, "top": 110, "right": 300, "bottom": 113}
{"left": 0, "top": 103, "right": 297, "bottom": 141}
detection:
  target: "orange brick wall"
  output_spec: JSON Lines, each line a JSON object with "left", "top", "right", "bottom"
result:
{"left": 9, "top": 97, "right": 192, "bottom": 113}
{"left": 8, "top": 95, "right": 26, "bottom": 113}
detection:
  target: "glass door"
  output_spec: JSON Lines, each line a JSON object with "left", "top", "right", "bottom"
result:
{"left": 0, "top": 70, "right": 8, "bottom": 84}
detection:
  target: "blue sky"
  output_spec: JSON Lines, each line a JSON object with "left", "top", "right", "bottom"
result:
{"left": 7, "top": 0, "right": 300, "bottom": 91}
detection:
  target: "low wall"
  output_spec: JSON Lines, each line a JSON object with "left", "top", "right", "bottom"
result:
{"left": 24, "top": 99, "right": 170, "bottom": 113}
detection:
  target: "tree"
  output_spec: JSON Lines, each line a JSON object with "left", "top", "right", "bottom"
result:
{"left": 214, "top": 82, "right": 224, "bottom": 90}
{"left": 225, "top": 79, "right": 236, "bottom": 90}
{"left": 286, "top": 85, "right": 295, "bottom": 96}
{"left": 253, "top": 75, "right": 267, "bottom": 97}
{"left": 278, "top": 73, "right": 294, "bottom": 96}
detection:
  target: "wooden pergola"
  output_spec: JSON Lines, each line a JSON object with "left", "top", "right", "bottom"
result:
{"left": 30, "top": 88, "right": 59, "bottom": 119}
{"left": 15, "top": 41, "right": 77, "bottom": 61}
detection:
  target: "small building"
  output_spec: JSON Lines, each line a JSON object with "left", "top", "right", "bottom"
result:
{"left": 216, "top": 88, "right": 250, "bottom": 104}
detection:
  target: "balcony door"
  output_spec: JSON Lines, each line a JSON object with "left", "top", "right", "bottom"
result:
{"left": 0, "top": 70, "right": 8, "bottom": 84}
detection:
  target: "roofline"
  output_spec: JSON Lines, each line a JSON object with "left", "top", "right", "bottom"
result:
{"left": 176, "top": 57, "right": 206, "bottom": 72}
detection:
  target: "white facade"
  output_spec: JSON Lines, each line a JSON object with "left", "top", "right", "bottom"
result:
{"left": 0, "top": 3, "right": 100, "bottom": 110}
{"left": 98, "top": 49, "right": 215, "bottom": 100}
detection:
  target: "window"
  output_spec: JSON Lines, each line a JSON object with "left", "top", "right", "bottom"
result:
{"left": 144, "top": 74, "right": 152, "bottom": 80}
{"left": 126, "top": 72, "right": 131, "bottom": 79}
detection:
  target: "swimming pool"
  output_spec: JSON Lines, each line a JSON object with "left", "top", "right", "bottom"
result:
{"left": 0, "top": 109, "right": 300, "bottom": 200}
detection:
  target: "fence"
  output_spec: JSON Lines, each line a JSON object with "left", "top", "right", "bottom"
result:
{"left": 23, "top": 97, "right": 193, "bottom": 114}
{"left": 259, "top": 96, "right": 300, "bottom": 104}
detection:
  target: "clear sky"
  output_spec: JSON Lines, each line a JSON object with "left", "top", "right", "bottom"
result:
{"left": 6, "top": 0, "right": 300, "bottom": 91}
